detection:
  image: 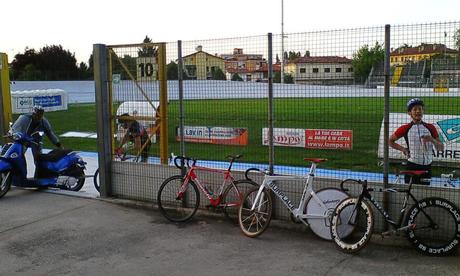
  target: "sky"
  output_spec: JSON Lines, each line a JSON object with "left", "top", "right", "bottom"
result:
{"left": 2, "top": 0, "right": 460, "bottom": 64}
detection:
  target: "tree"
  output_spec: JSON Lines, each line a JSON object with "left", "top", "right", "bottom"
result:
{"left": 284, "top": 73, "right": 294, "bottom": 84}
{"left": 138, "top": 35, "right": 157, "bottom": 57}
{"left": 167, "top": 61, "right": 178, "bottom": 80}
{"left": 231, "top": 73, "right": 243, "bottom": 81}
{"left": 11, "top": 45, "right": 80, "bottom": 80}
{"left": 454, "top": 28, "right": 460, "bottom": 50}
{"left": 211, "top": 67, "right": 226, "bottom": 80}
{"left": 274, "top": 72, "right": 294, "bottom": 83}
{"left": 351, "top": 42, "right": 385, "bottom": 83}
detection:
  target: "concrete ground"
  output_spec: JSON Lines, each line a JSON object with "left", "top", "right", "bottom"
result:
{"left": 0, "top": 189, "right": 459, "bottom": 276}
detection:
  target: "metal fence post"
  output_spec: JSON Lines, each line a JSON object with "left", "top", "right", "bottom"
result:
{"left": 383, "top": 25, "right": 391, "bottom": 212}
{"left": 93, "top": 44, "right": 112, "bottom": 197}
{"left": 177, "top": 40, "right": 186, "bottom": 175}
{"left": 0, "top": 53, "right": 12, "bottom": 142}
{"left": 158, "top": 43, "right": 169, "bottom": 165}
{"left": 268, "top": 33, "right": 275, "bottom": 174}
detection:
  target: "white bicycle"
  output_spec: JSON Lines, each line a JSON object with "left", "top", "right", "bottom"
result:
{"left": 238, "top": 158, "right": 352, "bottom": 240}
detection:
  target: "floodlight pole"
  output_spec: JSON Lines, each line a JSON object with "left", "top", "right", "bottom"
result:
{"left": 281, "top": 0, "right": 284, "bottom": 84}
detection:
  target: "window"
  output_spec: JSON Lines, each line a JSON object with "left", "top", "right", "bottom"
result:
{"left": 324, "top": 68, "right": 331, "bottom": 73}
{"left": 312, "top": 68, "right": 319, "bottom": 73}
{"left": 335, "top": 68, "right": 342, "bottom": 73}
{"left": 348, "top": 67, "right": 353, "bottom": 72}
{"left": 300, "top": 68, "right": 306, "bottom": 73}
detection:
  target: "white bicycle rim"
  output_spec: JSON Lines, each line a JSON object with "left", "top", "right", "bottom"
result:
{"left": 305, "top": 188, "right": 351, "bottom": 240}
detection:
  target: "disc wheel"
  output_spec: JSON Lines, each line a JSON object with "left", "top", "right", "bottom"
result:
{"left": 330, "top": 197, "right": 374, "bottom": 254}
{"left": 157, "top": 175, "right": 200, "bottom": 222}
{"left": 221, "top": 179, "right": 258, "bottom": 225}
{"left": 405, "top": 197, "right": 460, "bottom": 256}
{"left": 305, "top": 187, "right": 349, "bottom": 240}
{"left": 238, "top": 187, "right": 272, "bottom": 238}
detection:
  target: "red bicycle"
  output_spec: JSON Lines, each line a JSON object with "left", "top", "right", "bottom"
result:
{"left": 157, "top": 155, "right": 258, "bottom": 223}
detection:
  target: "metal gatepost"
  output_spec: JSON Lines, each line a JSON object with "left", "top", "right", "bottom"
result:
{"left": 0, "top": 53, "right": 12, "bottom": 141}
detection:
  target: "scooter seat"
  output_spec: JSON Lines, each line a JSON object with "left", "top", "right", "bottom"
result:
{"left": 39, "top": 149, "right": 74, "bottom": 162}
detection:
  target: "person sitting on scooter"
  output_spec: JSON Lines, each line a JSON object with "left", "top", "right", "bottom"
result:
{"left": 11, "top": 105, "right": 62, "bottom": 164}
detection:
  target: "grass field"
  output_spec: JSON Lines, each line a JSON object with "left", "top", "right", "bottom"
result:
{"left": 21, "top": 96, "right": 460, "bottom": 173}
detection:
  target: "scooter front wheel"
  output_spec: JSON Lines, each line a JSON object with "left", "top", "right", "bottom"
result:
{"left": 0, "top": 171, "right": 12, "bottom": 199}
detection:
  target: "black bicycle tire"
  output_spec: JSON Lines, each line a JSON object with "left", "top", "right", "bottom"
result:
{"left": 94, "top": 168, "right": 100, "bottom": 193}
{"left": 238, "top": 187, "right": 273, "bottom": 238}
{"left": 330, "top": 197, "right": 374, "bottom": 254}
{"left": 222, "top": 179, "right": 258, "bottom": 224}
{"left": 405, "top": 197, "right": 460, "bottom": 256}
{"left": 157, "top": 175, "right": 200, "bottom": 222}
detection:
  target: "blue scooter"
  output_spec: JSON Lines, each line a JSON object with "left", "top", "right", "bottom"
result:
{"left": 0, "top": 131, "right": 86, "bottom": 198}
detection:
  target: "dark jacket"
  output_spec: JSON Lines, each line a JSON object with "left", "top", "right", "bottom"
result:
{"left": 11, "top": 114, "right": 60, "bottom": 145}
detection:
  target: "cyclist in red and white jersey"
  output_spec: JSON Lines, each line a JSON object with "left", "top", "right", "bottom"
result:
{"left": 389, "top": 98, "right": 444, "bottom": 185}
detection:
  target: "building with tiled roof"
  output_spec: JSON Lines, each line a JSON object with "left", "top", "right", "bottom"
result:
{"left": 390, "top": 43, "right": 458, "bottom": 66}
{"left": 221, "top": 48, "right": 268, "bottom": 81}
{"left": 182, "top": 46, "right": 225, "bottom": 80}
{"left": 286, "top": 55, "right": 354, "bottom": 85}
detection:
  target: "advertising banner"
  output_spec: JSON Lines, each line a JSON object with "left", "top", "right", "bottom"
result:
{"left": 378, "top": 113, "right": 460, "bottom": 163}
{"left": 177, "top": 126, "right": 248, "bottom": 146}
{"left": 262, "top": 128, "right": 305, "bottom": 148}
{"left": 305, "top": 129, "right": 353, "bottom": 150}
{"left": 262, "top": 128, "right": 353, "bottom": 150}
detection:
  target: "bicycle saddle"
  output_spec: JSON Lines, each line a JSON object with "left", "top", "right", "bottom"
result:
{"left": 304, "top": 158, "right": 327, "bottom": 163}
{"left": 400, "top": 170, "right": 428, "bottom": 176}
{"left": 226, "top": 154, "right": 242, "bottom": 160}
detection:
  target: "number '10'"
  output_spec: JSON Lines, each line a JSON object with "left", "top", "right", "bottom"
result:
{"left": 138, "top": 63, "right": 154, "bottom": 77}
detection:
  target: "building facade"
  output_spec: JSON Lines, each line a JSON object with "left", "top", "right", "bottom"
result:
{"left": 390, "top": 43, "right": 458, "bottom": 66}
{"left": 288, "top": 56, "right": 354, "bottom": 85}
{"left": 182, "top": 46, "right": 226, "bottom": 80}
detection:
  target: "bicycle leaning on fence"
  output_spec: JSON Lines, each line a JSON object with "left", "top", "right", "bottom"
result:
{"left": 238, "top": 158, "right": 351, "bottom": 240}
{"left": 157, "top": 155, "right": 258, "bottom": 224}
{"left": 330, "top": 170, "right": 460, "bottom": 256}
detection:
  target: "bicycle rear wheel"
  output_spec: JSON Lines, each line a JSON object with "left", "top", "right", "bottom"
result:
{"left": 238, "top": 187, "right": 272, "bottom": 238}
{"left": 406, "top": 197, "right": 460, "bottom": 256}
{"left": 93, "top": 168, "right": 100, "bottom": 193}
{"left": 330, "top": 197, "right": 374, "bottom": 254}
{"left": 305, "top": 187, "right": 349, "bottom": 240}
{"left": 157, "top": 175, "right": 200, "bottom": 222}
{"left": 222, "top": 179, "right": 258, "bottom": 224}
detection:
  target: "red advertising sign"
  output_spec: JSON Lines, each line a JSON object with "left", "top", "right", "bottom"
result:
{"left": 305, "top": 129, "right": 353, "bottom": 150}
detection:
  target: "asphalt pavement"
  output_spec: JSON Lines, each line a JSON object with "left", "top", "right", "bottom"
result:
{"left": 0, "top": 188, "right": 459, "bottom": 276}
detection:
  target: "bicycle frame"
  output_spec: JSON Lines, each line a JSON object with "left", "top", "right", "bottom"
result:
{"left": 179, "top": 164, "right": 236, "bottom": 207}
{"left": 354, "top": 178, "right": 435, "bottom": 234}
{"left": 250, "top": 162, "right": 328, "bottom": 227}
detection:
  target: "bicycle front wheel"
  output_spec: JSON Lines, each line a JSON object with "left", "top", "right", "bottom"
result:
{"left": 222, "top": 179, "right": 258, "bottom": 224}
{"left": 238, "top": 187, "right": 272, "bottom": 238}
{"left": 157, "top": 175, "right": 200, "bottom": 222}
{"left": 405, "top": 197, "right": 460, "bottom": 256}
{"left": 330, "top": 197, "right": 374, "bottom": 254}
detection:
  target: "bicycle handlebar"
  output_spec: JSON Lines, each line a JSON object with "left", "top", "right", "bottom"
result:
{"left": 173, "top": 156, "right": 197, "bottom": 169}
{"left": 340, "top": 178, "right": 367, "bottom": 192}
{"left": 244, "top": 167, "right": 270, "bottom": 181}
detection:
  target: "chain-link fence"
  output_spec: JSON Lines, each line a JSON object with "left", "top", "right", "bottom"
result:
{"left": 98, "top": 22, "right": 460, "bottom": 230}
